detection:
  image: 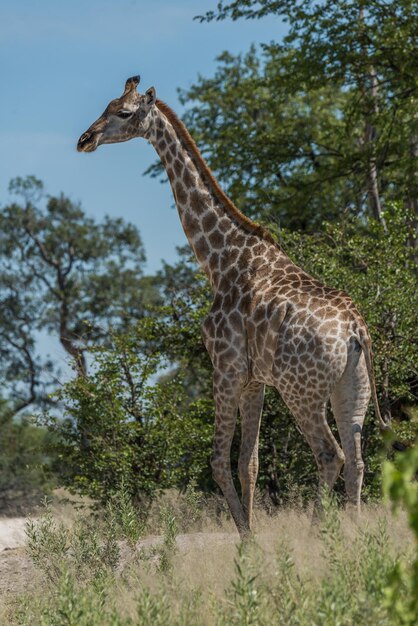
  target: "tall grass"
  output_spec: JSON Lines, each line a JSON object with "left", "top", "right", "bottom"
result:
{"left": 2, "top": 486, "right": 415, "bottom": 626}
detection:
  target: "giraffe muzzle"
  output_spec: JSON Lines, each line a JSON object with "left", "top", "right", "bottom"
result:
{"left": 77, "top": 131, "right": 99, "bottom": 152}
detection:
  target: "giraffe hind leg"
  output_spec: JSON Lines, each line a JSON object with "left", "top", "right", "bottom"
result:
{"left": 238, "top": 381, "right": 265, "bottom": 531}
{"left": 331, "top": 340, "right": 371, "bottom": 514}
{"left": 283, "top": 397, "right": 345, "bottom": 509}
{"left": 303, "top": 416, "right": 345, "bottom": 508}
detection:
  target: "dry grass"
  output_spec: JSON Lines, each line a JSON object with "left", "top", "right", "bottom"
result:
{"left": 0, "top": 490, "right": 414, "bottom": 625}
{"left": 127, "top": 498, "right": 412, "bottom": 595}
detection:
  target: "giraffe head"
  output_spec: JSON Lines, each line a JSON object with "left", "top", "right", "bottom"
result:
{"left": 77, "top": 75, "right": 156, "bottom": 152}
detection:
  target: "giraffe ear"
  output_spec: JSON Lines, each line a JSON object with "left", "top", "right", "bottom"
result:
{"left": 145, "top": 87, "right": 156, "bottom": 106}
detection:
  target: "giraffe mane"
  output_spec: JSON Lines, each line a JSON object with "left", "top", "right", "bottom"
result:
{"left": 155, "top": 100, "right": 277, "bottom": 246}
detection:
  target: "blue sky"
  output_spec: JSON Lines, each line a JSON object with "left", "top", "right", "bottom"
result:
{"left": 0, "top": 0, "right": 286, "bottom": 274}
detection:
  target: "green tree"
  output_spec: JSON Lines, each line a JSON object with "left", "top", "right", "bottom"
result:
{"left": 383, "top": 445, "right": 418, "bottom": 625}
{"left": 0, "top": 283, "right": 53, "bottom": 418}
{"left": 162, "top": 47, "right": 354, "bottom": 231}
{"left": 147, "top": 246, "right": 213, "bottom": 396}
{"left": 193, "top": 1, "right": 417, "bottom": 236}
{"left": 0, "top": 176, "right": 157, "bottom": 413}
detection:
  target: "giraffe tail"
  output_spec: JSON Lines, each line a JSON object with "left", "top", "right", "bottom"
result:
{"left": 357, "top": 329, "right": 391, "bottom": 433}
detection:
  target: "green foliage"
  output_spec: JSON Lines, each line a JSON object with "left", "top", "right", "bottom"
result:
{"left": 190, "top": 0, "right": 418, "bottom": 243}
{"left": 222, "top": 542, "right": 262, "bottom": 626}
{"left": 25, "top": 499, "right": 120, "bottom": 586}
{"left": 383, "top": 447, "right": 418, "bottom": 536}
{"left": 106, "top": 480, "right": 147, "bottom": 547}
{"left": 47, "top": 326, "right": 214, "bottom": 504}
{"left": 168, "top": 47, "right": 355, "bottom": 230}
{"left": 155, "top": 505, "right": 179, "bottom": 573}
{"left": 25, "top": 501, "right": 68, "bottom": 583}
{"left": 15, "top": 570, "right": 118, "bottom": 626}
{"left": 135, "top": 589, "right": 172, "bottom": 626}
{"left": 382, "top": 446, "right": 418, "bottom": 625}
{"left": 0, "top": 409, "right": 55, "bottom": 514}
{"left": 184, "top": 475, "right": 206, "bottom": 528}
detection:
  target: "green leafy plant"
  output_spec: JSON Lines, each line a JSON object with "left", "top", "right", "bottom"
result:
{"left": 382, "top": 446, "right": 418, "bottom": 625}
{"left": 25, "top": 499, "right": 120, "bottom": 587}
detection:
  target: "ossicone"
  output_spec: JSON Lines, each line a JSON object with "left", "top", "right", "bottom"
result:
{"left": 123, "top": 75, "right": 140, "bottom": 96}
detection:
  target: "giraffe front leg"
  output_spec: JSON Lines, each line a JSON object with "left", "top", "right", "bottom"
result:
{"left": 238, "top": 381, "right": 265, "bottom": 531}
{"left": 211, "top": 369, "right": 249, "bottom": 538}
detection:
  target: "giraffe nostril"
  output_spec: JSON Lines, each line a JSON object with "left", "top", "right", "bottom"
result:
{"left": 77, "top": 132, "right": 94, "bottom": 152}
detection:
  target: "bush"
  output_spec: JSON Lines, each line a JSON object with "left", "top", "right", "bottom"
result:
{"left": 382, "top": 446, "right": 418, "bottom": 625}
{"left": 0, "top": 412, "right": 56, "bottom": 515}
{"left": 46, "top": 331, "right": 213, "bottom": 505}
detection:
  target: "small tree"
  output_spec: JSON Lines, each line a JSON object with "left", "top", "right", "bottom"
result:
{"left": 383, "top": 445, "right": 418, "bottom": 625}
{"left": 0, "top": 176, "right": 156, "bottom": 414}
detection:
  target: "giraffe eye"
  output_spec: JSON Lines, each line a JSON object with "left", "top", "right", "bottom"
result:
{"left": 117, "top": 110, "right": 133, "bottom": 119}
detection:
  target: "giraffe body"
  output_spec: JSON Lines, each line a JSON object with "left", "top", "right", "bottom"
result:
{"left": 77, "top": 77, "right": 386, "bottom": 537}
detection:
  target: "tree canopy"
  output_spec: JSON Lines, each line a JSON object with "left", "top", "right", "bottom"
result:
{"left": 183, "top": 1, "right": 418, "bottom": 236}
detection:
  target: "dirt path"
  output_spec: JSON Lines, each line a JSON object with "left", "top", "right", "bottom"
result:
{"left": 0, "top": 515, "right": 239, "bottom": 601}
{"left": 0, "top": 548, "right": 36, "bottom": 597}
{"left": 0, "top": 518, "right": 27, "bottom": 552}
{"left": 0, "top": 518, "right": 36, "bottom": 598}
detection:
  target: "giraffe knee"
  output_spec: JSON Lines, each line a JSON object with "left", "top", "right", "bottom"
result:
{"left": 318, "top": 448, "right": 345, "bottom": 469}
{"left": 337, "top": 448, "right": 346, "bottom": 468}
{"left": 211, "top": 454, "right": 228, "bottom": 488}
{"left": 344, "top": 458, "right": 364, "bottom": 478}
{"left": 355, "top": 459, "right": 365, "bottom": 474}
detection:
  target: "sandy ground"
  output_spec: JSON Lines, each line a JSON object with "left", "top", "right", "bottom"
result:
{"left": 0, "top": 518, "right": 27, "bottom": 552}
{"left": 0, "top": 515, "right": 239, "bottom": 601}
{"left": 0, "top": 518, "right": 36, "bottom": 599}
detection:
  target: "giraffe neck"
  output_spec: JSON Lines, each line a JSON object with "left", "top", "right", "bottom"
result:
{"left": 144, "top": 102, "right": 277, "bottom": 288}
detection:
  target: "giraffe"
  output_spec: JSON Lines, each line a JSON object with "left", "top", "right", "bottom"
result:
{"left": 77, "top": 76, "right": 388, "bottom": 538}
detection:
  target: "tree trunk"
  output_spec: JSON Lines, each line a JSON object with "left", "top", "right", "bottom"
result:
{"left": 363, "top": 73, "right": 388, "bottom": 231}
{"left": 358, "top": 5, "right": 387, "bottom": 232}
{"left": 406, "top": 107, "right": 418, "bottom": 265}
{"left": 59, "top": 301, "right": 87, "bottom": 377}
